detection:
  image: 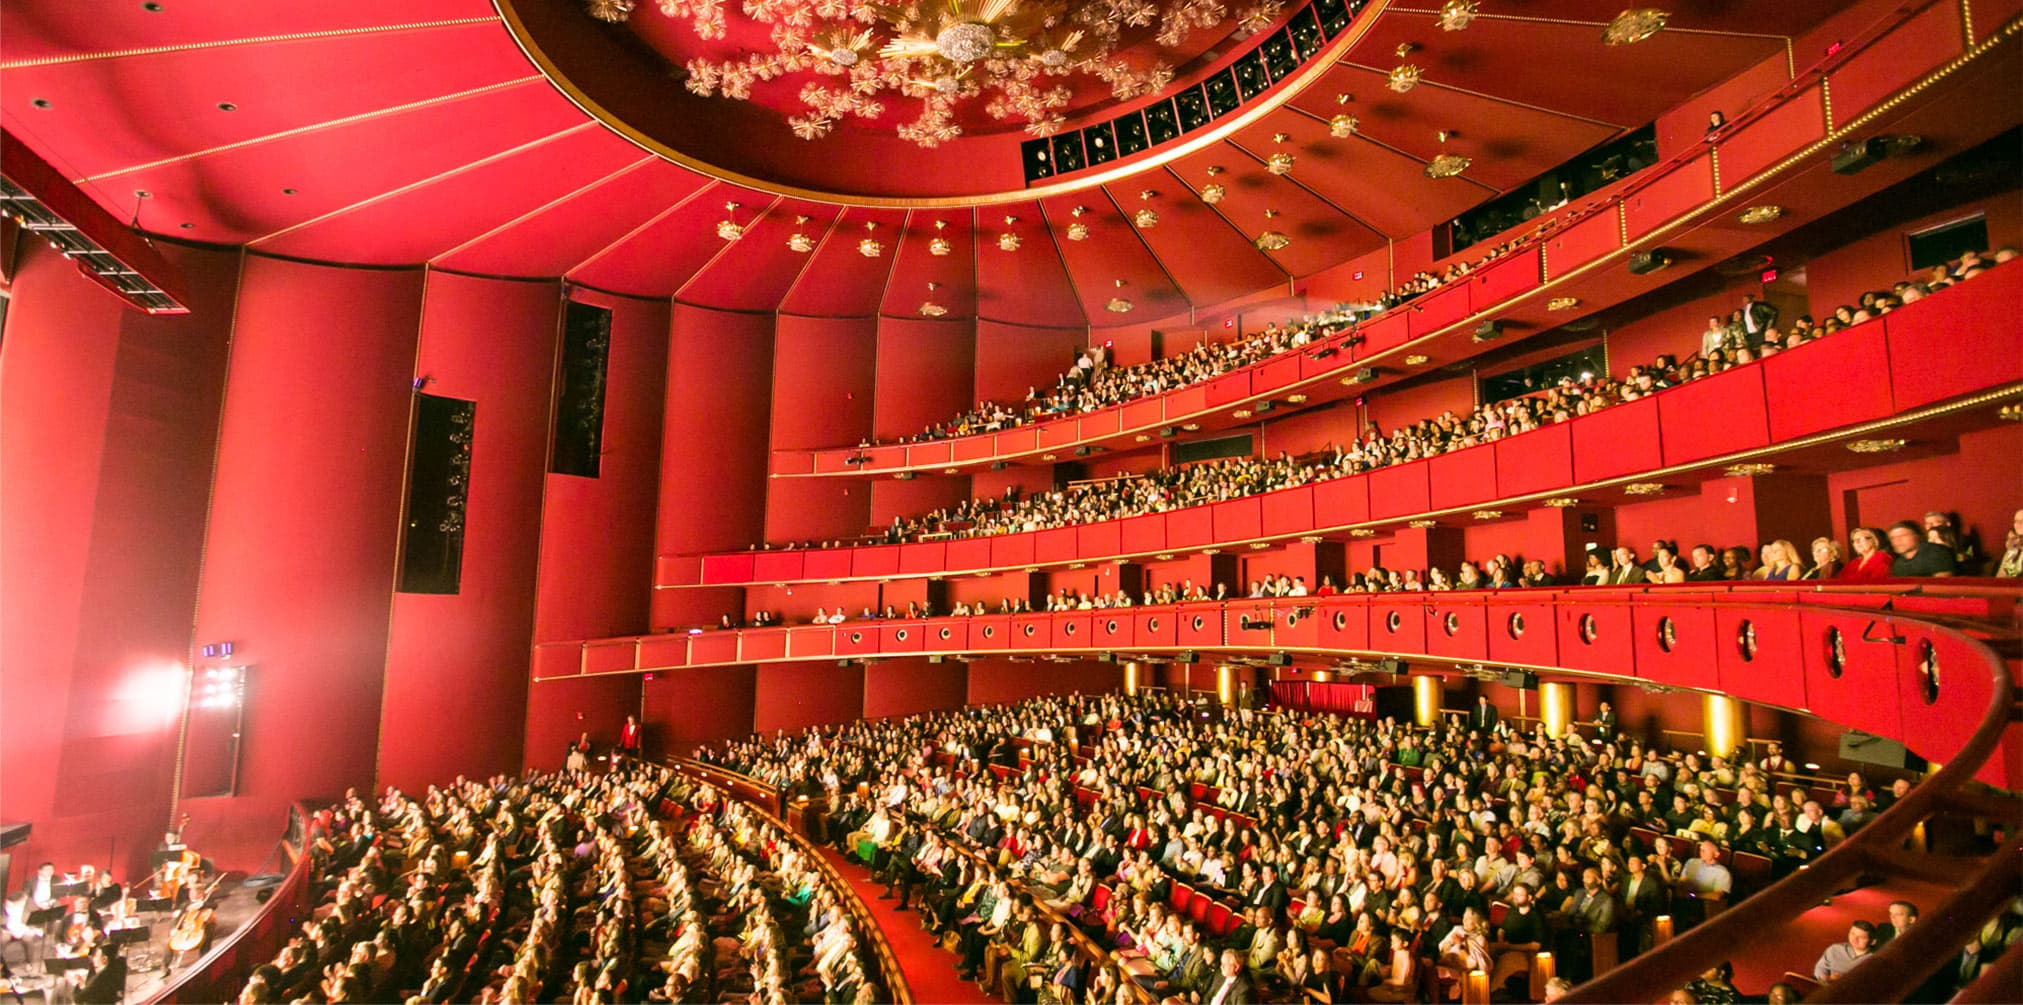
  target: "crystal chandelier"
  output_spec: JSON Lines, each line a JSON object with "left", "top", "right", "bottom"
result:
{"left": 606, "top": 0, "right": 1242, "bottom": 147}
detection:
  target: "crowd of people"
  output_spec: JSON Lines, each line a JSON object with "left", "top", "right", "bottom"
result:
{"left": 744, "top": 245, "right": 2016, "bottom": 560}
{"left": 694, "top": 693, "right": 2006, "bottom": 1003}
{"left": 864, "top": 240, "right": 1538, "bottom": 449}
{"left": 225, "top": 762, "right": 888, "bottom": 1004}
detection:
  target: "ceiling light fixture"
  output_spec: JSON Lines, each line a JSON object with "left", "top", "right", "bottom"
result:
{"left": 1845, "top": 438, "right": 1908, "bottom": 453}
{"left": 1471, "top": 510, "right": 1503, "bottom": 520}
{"left": 1350, "top": 528, "right": 1377, "bottom": 538}
{"left": 1543, "top": 497, "right": 1580, "bottom": 508}
{"left": 1404, "top": 354, "right": 1430, "bottom": 365}
{"left": 1425, "top": 130, "right": 1472, "bottom": 179}
{"left": 1267, "top": 152, "right": 1296, "bottom": 175}
{"left": 1330, "top": 113, "right": 1359, "bottom": 137}
{"left": 585, "top": 0, "right": 636, "bottom": 21}
{"left": 1723, "top": 462, "right": 1776, "bottom": 477}
{"left": 1254, "top": 231, "right": 1291, "bottom": 251}
{"left": 1408, "top": 519, "right": 1439, "bottom": 529}
{"left": 1738, "top": 205, "right": 1785, "bottom": 224}
{"left": 929, "top": 219, "right": 953, "bottom": 255}
{"left": 1437, "top": 0, "right": 1479, "bottom": 31}
{"left": 1067, "top": 222, "right": 1090, "bottom": 240}
{"left": 715, "top": 201, "right": 745, "bottom": 241}
{"left": 1106, "top": 298, "right": 1134, "bottom": 313}
{"left": 858, "top": 220, "right": 884, "bottom": 258}
{"left": 1285, "top": 394, "right": 1308, "bottom": 404}
{"left": 1387, "top": 53, "right": 1422, "bottom": 93}
{"left": 1200, "top": 183, "right": 1227, "bottom": 203}
{"left": 1604, "top": 8, "right": 1670, "bottom": 46}
{"left": 1622, "top": 482, "right": 1666, "bottom": 495}
{"left": 787, "top": 216, "right": 816, "bottom": 252}
{"left": 1546, "top": 296, "right": 1581, "bottom": 311}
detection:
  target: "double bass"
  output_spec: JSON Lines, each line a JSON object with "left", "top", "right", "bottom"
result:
{"left": 166, "top": 874, "right": 224, "bottom": 960}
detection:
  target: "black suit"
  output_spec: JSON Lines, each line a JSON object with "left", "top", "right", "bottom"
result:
{"left": 1470, "top": 703, "right": 1498, "bottom": 731}
{"left": 1250, "top": 881, "right": 1289, "bottom": 913}
{"left": 1201, "top": 972, "right": 1255, "bottom": 1005}
{"left": 1593, "top": 708, "right": 1619, "bottom": 737}
{"left": 77, "top": 956, "right": 127, "bottom": 1004}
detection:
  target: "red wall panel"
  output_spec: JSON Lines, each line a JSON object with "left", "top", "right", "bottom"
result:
{"left": 975, "top": 320, "right": 1082, "bottom": 406}
{"left": 1543, "top": 208, "right": 1623, "bottom": 278}
{"left": 1367, "top": 463, "right": 1431, "bottom": 519}
{"left": 1827, "top": 1, "right": 1964, "bottom": 125}
{"left": 379, "top": 273, "right": 557, "bottom": 793}
{"left": 537, "top": 292, "right": 669, "bottom": 641}
{"left": 525, "top": 674, "right": 641, "bottom": 772}
{"left": 191, "top": 257, "right": 422, "bottom": 819}
{"left": 1493, "top": 424, "right": 1574, "bottom": 500}
{"left": 655, "top": 305, "right": 771, "bottom": 629}
{"left": 1571, "top": 396, "right": 1661, "bottom": 484}
{"left": 755, "top": 662, "right": 864, "bottom": 733}
{"left": 1623, "top": 154, "right": 1714, "bottom": 243}
{"left": 0, "top": 241, "right": 236, "bottom": 876}
{"left": 864, "top": 658, "right": 968, "bottom": 719}
{"left": 1314, "top": 475, "right": 1369, "bottom": 528}
{"left": 1885, "top": 265, "right": 2020, "bottom": 411}
{"left": 643, "top": 665, "right": 756, "bottom": 754}
{"left": 1716, "top": 85, "right": 1826, "bottom": 186}
{"left": 770, "top": 316, "right": 873, "bottom": 448}
{"left": 1428, "top": 443, "right": 1497, "bottom": 511}
{"left": 1762, "top": 322, "right": 1894, "bottom": 441}
{"left": 965, "top": 658, "right": 1124, "bottom": 705}
{"left": 874, "top": 317, "right": 976, "bottom": 441}
{"left": 1656, "top": 365, "right": 1769, "bottom": 466}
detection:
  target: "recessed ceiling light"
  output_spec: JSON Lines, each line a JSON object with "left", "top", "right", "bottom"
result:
{"left": 142, "top": 1, "right": 164, "bottom": 10}
{"left": 31, "top": 99, "right": 51, "bottom": 109}
{"left": 179, "top": 222, "right": 195, "bottom": 229}
{"left": 281, "top": 188, "right": 298, "bottom": 195}
{"left": 134, "top": 190, "right": 152, "bottom": 199}
{"left": 217, "top": 102, "right": 237, "bottom": 112}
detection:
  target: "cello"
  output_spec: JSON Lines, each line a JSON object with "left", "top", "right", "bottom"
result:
{"left": 165, "top": 874, "right": 224, "bottom": 961}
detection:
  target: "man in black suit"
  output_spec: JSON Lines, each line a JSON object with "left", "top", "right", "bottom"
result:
{"left": 1249, "top": 865, "right": 1289, "bottom": 914}
{"left": 1593, "top": 700, "right": 1619, "bottom": 739}
{"left": 1200, "top": 950, "right": 1254, "bottom": 1005}
{"left": 1739, "top": 293, "right": 1778, "bottom": 341}
{"left": 1470, "top": 695, "right": 1498, "bottom": 732}
{"left": 1618, "top": 855, "right": 1669, "bottom": 954}
{"left": 1684, "top": 545, "right": 1726, "bottom": 581}
{"left": 75, "top": 944, "right": 126, "bottom": 1004}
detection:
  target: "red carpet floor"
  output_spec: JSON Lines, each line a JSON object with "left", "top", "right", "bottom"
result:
{"left": 820, "top": 847, "right": 996, "bottom": 1005}
{"left": 1725, "top": 876, "right": 1953, "bottom": 994}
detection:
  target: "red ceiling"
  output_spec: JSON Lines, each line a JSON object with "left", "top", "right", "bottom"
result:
{"left": 0, "top": 0, "right": 1864, "bottom": 324}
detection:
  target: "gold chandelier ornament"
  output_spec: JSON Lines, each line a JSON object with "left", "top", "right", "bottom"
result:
{"left": 1622, "top": 481, "right": 1667, "bottom": 495}
{"left": 1330, "top": 113, "right": 1359, "bottom": 138}
{"left": 1105, "top": 297, "right": 1134, "bottom": 313}
{"left": 1603, "top": 8, "right": 1669, "bottom": 46}
{"left": 1266, "top": 151, "right": 1295, "bottom": 175}
{"left": 1067, "top": 222, "right": 1090, "bottom": 240}
{"left": 857, "top": 220, "right": 884, "bottom": 258}
{"left": 1845, "top": 438, "right": 1908, "bottom": 453}
{"left": 1199, "top": 183, "right": 1226, "bottom": 203}
{"left": 1738, "top": 204, "right": 1785, "bottom": 225}
{"left": 715, "top": 201, "right": 745, "bottom": 240}
{"left": 1546, "top": 296, "right": 1581, "bottom": 311}
{"left": 1437, "top": 0, "right": 1479, "bottom": 31}
{"left": 1424, "top": 130, "right": 1471, "bottom": 179}
{"left": 999, "top": 231, "right": 1022, "bottom": 250}
{"left": 787, "top": 216, "right": 816, "bottom": 251}
{"left": 635, "top": 0, "right": 1228, "bottom": 147}
{"left": 1387, "top": 63, "right": 1422, "bottom": 93}
{"left": 1254, "top": 230, "right": 1290, "bottom": 251}
{"left": 928, "top": 219, "right": 952, "bottom": 255}
{"left": 1133, "top": 208, "right": 1159, "bottom": 228}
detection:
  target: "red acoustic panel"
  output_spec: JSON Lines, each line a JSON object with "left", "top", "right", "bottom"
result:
{"left": 1274, "top": 603, "right": 1319, "bottom": 649}
{"left": 1428, "top": 443, "right": 1497, "bottom": 511}
{"left": 814, "top": 450, "right": 857, "bottom": 473}
{"left": 907, "top": 442, "right": 952, "bottom": 467}
{"left": 1206, "top": 371, "right": 1253, "bottom": 407}
{"left": 1166, "top": 386, "right": 1209, "bottom": 418}
{"left": 1080, "top": 409, "right": 1121, "bottom": 439}
{"left": 851, "top": 545, "right": 900, "bottom": 578}
{"left": 639, "top": 635, "right": 690, "bottom": 669}
{"left": 1037, "top": 420, "right": 1080, "bottom": 448}
{"left": 1543, "top": 208, "right": 1622, "bottom": 279}
{"left": 803, "top": 550, "right": 853, "bottom": 581}
{"left": 1763, "top": 323, "right": 1894, "bottom": 441}
{"left": 899, "top": 542, "right": 946, "bottom": 575}
{"left": 1094, "top": 613, "right": 1135, "bottom": 649}
{"left": 1167, "top": 507, "right": 1214, "bottom": 549}
{"left": 972, "top": 616, "right": 1012, "bottom": 650}
{"left": 1798, "top": 609, "right": 1903, "bottom": 745}
{"left": 740, "top": 631, "right": 786, "bottom": 662}
{"left": 1124, "top": 398, "right": 1165, "bottom": 431}
{"left": 1407, "top": 286, "right": 1471, "bottom": 339}
{"left": 1177, "top": 605, "right": 1223, "bottom": 648}
{"left": 533, "top": 644, "right": 582, "bottom": 680}
{"left": 657, "top": 555, "right": 701, "bottom": 587}
{"left": 1122, "top": 514, "right": 1166, "bottom": 555}
{"left": 771, "top": 452, "right": 815, "bottom": 475}
{"left": 864, "top": 445, "right": 907, "bottom": 469}
{"left": 1256, "top": 355, "right": 1302, "bottom": 394}
{"left": 947, "top": 538, "right": 992, "bottom": 573}
{"left": 881, "top": 621, "right": 927, "bottom": 652}
{"left": 1828, "top": 1, "right": 1963, "bottom": 125}
{"left": 1319, "top": 597, "right": 1369, "bottom": 652}
{"left": 689, "top": 632, "right": 737, "bottom": 666}
{"left": 1657, "top": 365, "right": 1770, "bottom": 466}
{"left": 1357, "top": 314, "right": 1411, "bottom": 357}
{"left": 753, "top": 551, "right": 805, "bottom": 583}
{"left": 1080, "top": 520, "right": 1123, "bottom": 559}
{"left": 1314, "top": 476, "right": 1370, "bottom": 528}
{"left": 1623, "top": 154, "right": 1714, "bottom": 243}
{"left": 1051, "top": 612, "right": 1093, "bottom": 649}
{"left": 1135, "top": 609, "right": 1178, "bottom": 648}
{"left": 1213, "top": 498, "right": 1263, "bottom": 544}
{"left": 1554, "top": 597, "right": 1635, "bottom": 675}
{"left": 1486, "top": 598, "right": 1557, "bottom": 669}
{"left": 1424, "top": 601, "right": 1487, "bottom": 662}
{"left": 1713, "top": 606, "right": 1804, "bottom": 710}
{"left": 1469, "top": 248, "right": 1542, "bottom": 313}
{"left": 927, "top": 620, "right": 968, "bottom": 651}
{"left": 953, "top": 436, "right": 996, "bottom": 461}
{"left": 584, "top": 639, "right": 637, "bottom": 674}
{"left": 1036, "top": 527, "right": 1080, "bottom": 564}
{"left": 701, "top": 552, "right": 756, "bottom": 585}
{"left": 991, "top": 533, "right": 1037, "bottom": 570}
{"left": 782, "top": 627, "right": 833, "bottom": 659}
{"left": 996, "top": 428, "right": 1038, "bottom": 456}
{"left": 1493, "top": 424, "right": 1573, "bottom": 500}
{"left": 1013, "top": 614, "right": 1050, "bottom": 647}
{"left": 1572, "top": 396, "right": 1661, "bottom": 484}
{"left": 1262, "top": 486, "right": 1315, "bottom": 536}
{"left": 1631, "top": 603, "right": 1720, "bottom": 690}
{"left": 1885, "top": 266, "right": 2020, "bottom": 410}
{"left": 1894, "top": 624, "right": 1996, "bottom": 776}
{"left": 1369, "top": 597, "right": 1425, "bottom": 655}
{"left": 1717, "top": 85, "right": 1825, "bottom": 186}
{"left": 1367, "top": 463, "right": 1431, "bottom": 519}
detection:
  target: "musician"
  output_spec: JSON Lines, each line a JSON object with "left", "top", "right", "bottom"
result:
{"left": 22, "top": 863, "right": 57, "bottom": 911}
{"left": 3, "top": 893, "right": 44, "bottom": 969}
{"left": 157, "top": 830, "right": 187, "bottom": 857}
{"left": 74, "top": 943, "right": 125, "bottom": 1005}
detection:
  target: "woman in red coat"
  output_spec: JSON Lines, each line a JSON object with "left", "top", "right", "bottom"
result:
{"left": 1838, "top": 527, "right": 1894, "bottom": 582}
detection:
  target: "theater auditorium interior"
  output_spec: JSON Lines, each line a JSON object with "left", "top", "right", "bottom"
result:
{"left": 2, "top": 0, "right": 2022, "bottom": 1002}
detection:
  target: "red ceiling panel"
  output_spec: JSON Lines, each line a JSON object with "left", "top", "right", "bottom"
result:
{"left": 778, "top": 207, "right": 909, "bottom": 318}
{"left": 567, "top": 181, "right": 766, "bottom": 298}
{"left": 673, "top": 199, "right": 845, "bottom": 312}
{"left": 972, "top": 200, "right": 1087, "bottom": 328}
{"left": 1194, "top": 126, "right": 1394, "bottom": 278}
{"left": 91, "top": 79, "right": 587, "bottom": 246}
{"left": 879, "top": 209, "right": 979, "bottom": 320}
{"left": 1037, "top": 194, "right": 1187, "bottom": 327}
{"left": 254, "top": 123, "right": 643, "bottom": 264}
{"left": 0, "top": 0, "right": 496, "bottom": 65}
{"left": 1104, "top": 168, "right": 1291, "bottom": 306}
{"left": 437, "top": 159, "right": 710, "bottom": 278}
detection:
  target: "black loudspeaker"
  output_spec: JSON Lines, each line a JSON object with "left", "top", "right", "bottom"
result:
{"left": 1177, "top": 650, "right": 1201, "bottom": 664}
{"left": 1160, "top": 427, "right": 1179, "bottom": 439}
{"left": 836, "top": 659, "right": 853, "bottom": 668}
{"left": 1379, "top": 657, "right": 1405, "bottom": 675}
{"left": 552, "top": 300, "right": 611, "bottom": 477}
{"left": 397, "top": 392, "right": 475, "bottom": 595}
{"left": 1628, "top": 249, "right": 1673, "bottom": 275}
{"left": 1074, "top": 445, "right": 1092, "bottom": 457}
{"left": 894, "top": 471, "right": 915, "bottom": 480}
{"left": 1501, "top": 670, "right": 1540, "bottom": 690}
{"left": 1473, "top": 320, "right": 1504, "bottom": 342}
{"left": 1267, "top": 653, "right": 1292, "bottom": 667}
{"left": 1254, "top": 400, "right": 1276, "bottom": 414}
{"left": 1839, "top": 730, "right": 1926, "bottom": 770}
{"left": 1352, "top": 367, "right": 1378, "bottom": 383}
{"left": 1371, "top": 685, "right": 1416, "bottom": 722}
{"left": 929, "top": 654, "right": 946, "bottom": 664}
{"left": 1830, "top": 137, "right": 1887, "bottom": 175}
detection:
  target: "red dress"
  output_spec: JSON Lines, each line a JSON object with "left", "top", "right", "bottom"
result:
{"left": 1837, "top": 552, "right": 1892, "bottom": 582}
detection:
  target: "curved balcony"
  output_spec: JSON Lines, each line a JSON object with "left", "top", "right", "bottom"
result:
{"left": 148, "top": 805, "right": 321, "bottom": 1005}
{"left": 767, "top": 0, "right": 2020, "bottom": 479}
{"left": 672, "top": 265, "right": 2022, "bottom": 588}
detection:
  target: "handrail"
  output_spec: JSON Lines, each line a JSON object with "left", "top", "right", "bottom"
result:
{"left": 147, "top": 803, "right": 321, "bottom": 1005}
{"left": 669, "top": 762, "right": 916, "bottom": 1005}
{"left": 767, "top": 0, "right": 1975, "bottom": 481}
{"left": 676, "top": 263, "right": 2023, "bottom": 587}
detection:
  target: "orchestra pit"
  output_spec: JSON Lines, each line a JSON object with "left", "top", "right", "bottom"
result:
{"left": 2, "top": 1, "right": 2020, "bottom": 1002}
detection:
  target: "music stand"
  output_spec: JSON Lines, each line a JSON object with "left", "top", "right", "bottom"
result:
{"left": 41, "top": 956, "right": 90, "bottom": 974}
{"left": 106, "top": 928, "right": 149, "bottom": 949}
{"left": 23, "top": 908, "right": 62, "bottom": 929}
{"left": 89, "top": 887, "right": 122, "bottom": 910}
{"left": 46, "top": 883, "right": 84, "bottom": 899}
{"left": 133, "top": 897, "right": 173, "bottom": 914}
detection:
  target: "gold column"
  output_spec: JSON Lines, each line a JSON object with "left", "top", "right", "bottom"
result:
{"left": 1412, "top": 675, "right": 1443, "bottom": 727}
{"left": 1124, "top": 662, "right": 1139, "bottom": 697}
{"left": 1217, "top": 665, "right": 1234, "bottom": 706}
{"left": 1540, "top": 682, "right": 1573, "bottom": 738}
{"left": 1703, "top": 694, "right": 1748, "bottom": 759}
